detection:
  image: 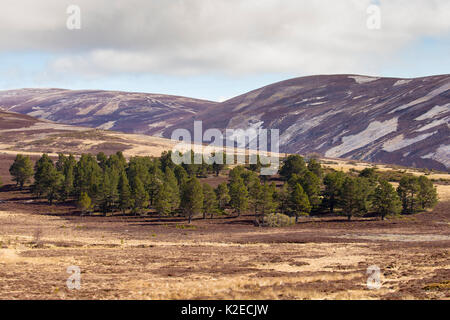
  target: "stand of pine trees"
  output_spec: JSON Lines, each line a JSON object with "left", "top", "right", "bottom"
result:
{"left": 7, "top": 152, "right": 439, "bottom": 224}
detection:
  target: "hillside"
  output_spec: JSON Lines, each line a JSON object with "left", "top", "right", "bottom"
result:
{"left": 170, "top": 74, "right": 449, "bottom": 171}
{"left": 0, "top": 88, "right": 216, "bottom": 136}
{"left": 1, "top": 74, "right": 449, "bottom": 170}
{"left": 0, "top": 110, "right": 178, "bottom": 157}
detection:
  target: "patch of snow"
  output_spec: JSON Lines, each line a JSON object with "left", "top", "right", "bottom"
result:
{"left": 27, "top": 110, "right": 52, "bottom": 118}
{"left": 96, "top": 121, "right": 116, "bottom": 130}
{"left": 348, "top": 76, "right": 379, "bottom": 84}
{"left": 421, "top": 144, "right": 450, "bottom": 168}
{"left": 325, "top": 117, "right": 398, "bottom": 158}
{"left": 414, "top": 104, "right": 450, "bottom": 121}
{"left": 389, "top": 83, "right": 450, "bottom": 114}
{"left": 393, "top": 79, "right": 412, "bottom": 86}
{"left": 415, "top": 116, "right": 450, "bottom": 132}
{"left": 280, "top": 112, "right": 336, "bottom": 145}
{"left": 147, "top": 121, "right": 168, "bottom": 128}
{"left": 382, "top": 132, "right": 435, "bottom": 152}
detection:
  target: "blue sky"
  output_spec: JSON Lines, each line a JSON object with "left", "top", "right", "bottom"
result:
{"left": 0, "top": 0, "right": 449, "bottom": 101}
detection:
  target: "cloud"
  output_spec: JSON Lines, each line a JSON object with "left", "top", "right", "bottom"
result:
{"left": 1, "top": 0, "right": 449, "bottom": 77}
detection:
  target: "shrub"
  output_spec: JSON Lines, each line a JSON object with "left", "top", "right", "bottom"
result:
{"left": 265, "top": 213, "right": 295, "bottom": 227}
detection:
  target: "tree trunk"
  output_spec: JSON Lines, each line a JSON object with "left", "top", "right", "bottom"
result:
{"left": 347, "top": 215, "right": 351, "bottom": 221}
{"left": 188, "top": 213, "right": 192, "bottom": 224}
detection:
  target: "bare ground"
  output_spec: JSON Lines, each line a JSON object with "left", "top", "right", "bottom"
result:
{"left": 0, "top": 184, "right": 448, "bottom": 300}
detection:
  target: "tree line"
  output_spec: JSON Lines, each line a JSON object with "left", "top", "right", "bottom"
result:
{"left": 7, "top": 152, "right": 438, "bottom": 224}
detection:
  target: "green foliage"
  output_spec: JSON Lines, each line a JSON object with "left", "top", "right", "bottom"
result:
{"left": 216, "top": 182, "right": 231, "bottom": 210}
{"left": 265, "top": 213, "right": 296, "bottom": 227}
{"left": 417, "top": 176, "right": 438, "bottom": 210}
{"left": 322, "top": 171, "right": 346, "bottom": 213}
{"left": 78, "top": 192, "right": 92, "bottom": 215}
{"left": 340, "top": 176, "right": 371, "bottom": 220}
{"left": 258, "top": 182, "right": 277, "bottom": 224}
{"left": 74, "top": 154, "right": 102, "bottom": 199}
{"left": 229, "top": 173, "right": 248, "bottom": 216}
{"left": 279, "top": 154, "right": 307, "bottom": 181}
{"left": 397, "top": 175, "right": 438, "bottom": 214}
{"left": 287, "top": 183, "right": 311, "bottom": 222}
{"left": 98, "top": 167, "right": 119, "bottom": 214}
{"left": 33, "top": 154, "right": 64, "bottom": 204}
{"left": 202, "top": 183, "right": 218, "bottom": 219}
{"left": 373, "top": 179, "right": 402, "bottom": 220}
{"left": 397, "top": 176, "right": 420, "bottom": 214}
{"left": 118, "top": 171, "right": 132, "bottom": 214}
{"left": 248, "top": 176, "right": 262, "bottom": 216}
{"left": 180, "top": 177, "right": 203, "bottom": 223}
{"left": 291, "top": 170, "right": 321, "bottom": 210}
{"left": 9, "top": 154, "right": 34, "bottom": 189}
{"left": 131, "top": 177, "right": 149, "bottom": 215}
{"left": 307, "top": 158, "right": 323, "bottom": 179}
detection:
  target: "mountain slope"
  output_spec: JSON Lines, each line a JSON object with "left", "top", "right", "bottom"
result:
{"left": 166, "top": 74, "right": 449, "bottom": 170}
{"left": 1, "top": 74, "right": 449, "bottom": 170}
{"left": 0, "top": 88, "right": 216, "bottom": 136}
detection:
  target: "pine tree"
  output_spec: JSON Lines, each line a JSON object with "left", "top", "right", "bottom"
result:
{"left": 323, "top": 171, "right": 346, "bottom": 213}
{"left": 98, "top": 168, "right": 119, "bottom": 214}
{"left": 155, "top": 183, "right": 173, "bottom": 216}
{"left": 118, "top": 171, "right": 132, "bottom": 214}
{"left": 288, "top": 183, "right": 311, "bottom": 223}
{"left": 148, "top": 165, "right": 164, "bottom": 206}
{"left": 278, "top": 183, "right": 290, "bottom": 215}
{"left": 340, "top": 177, "right": 371, "bottom": 221}
{"left": 180, "top": 177, "right": 203, "bottom": 223}
{"left": 96, "top": 152, "right": 108, "bottom": 170}
{"left": 248, "top": 177, "right": 262, "bottom": 223}
{"left": 397, "top": 176, "right": 420, "bottom": 214}
{"left": 417, "top": 176, "right": 438, "bottom": 211}
{"left": 132, "top": 177, "right": 149, "bottom": 215}
{"left": 33, "top": 154, "right": 63, "bottom": 203}
{"left": 58, "top": 154, "right": 76, "bottom": 201}
{"left": 279, "top": 155, "right": 307, "bottom": 181}
{"left": 165, "top": 168, "right": 180, "bottom": 212}
{"left": 216, "top": 182, "right": 230, "bottom": 211}
{"left": 78, "top": 192, "right": 92, "bottom": 215}
{"left": 307, "top": 158, "right": 323, "bottom": 179}
{"left": 9, "top": 154, "right": 34, "bottom": 189}
{"left": 202, "top": 183, "right": 218, "bottom": 219}
{"left": 373, "top": 180, "right": 402, "bottom": 220}
{"left": 74, "top": 154, "right": 102, "bottom": 200}
{"left": 298, "top": 170, "right": 321, "bottom": 210}
{"left": 258, "top": 182, "right": 276, "bottom": 225}
{"left": 174, "top": 165, "right": 188, "bottom": 186}
{"left": 229, "top": 175, "right": 248, "bottom": 217}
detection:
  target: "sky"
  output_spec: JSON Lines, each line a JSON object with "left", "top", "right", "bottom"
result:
{"left": 0, "top": 0, "right": 449, "bottom": 101}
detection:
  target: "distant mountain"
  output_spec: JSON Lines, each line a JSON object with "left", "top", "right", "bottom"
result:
{"left": 1, "top": 74, "right": 449, "bottom": 170}
{"left": 0, "top": 88, "right": 216, "bottom": 136}
{"left": 166, "top": 74, "right": 449, "bottom": 170}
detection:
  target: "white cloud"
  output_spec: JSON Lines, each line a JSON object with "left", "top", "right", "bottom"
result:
{"left": 1, "top": 0, "right": 449, "bottom": 76}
